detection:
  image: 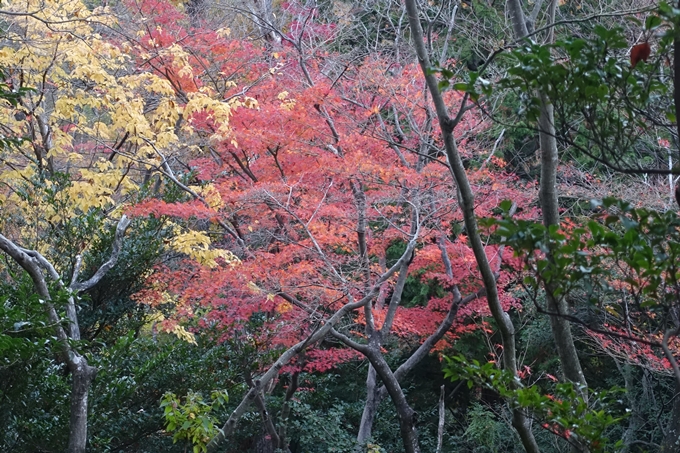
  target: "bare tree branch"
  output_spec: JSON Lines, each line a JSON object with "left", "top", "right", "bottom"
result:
{"left": 71, "top": 215, "right": 131, "bottom": 292}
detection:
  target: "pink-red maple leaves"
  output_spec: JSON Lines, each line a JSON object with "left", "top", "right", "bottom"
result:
{"left": 124, "top": 0, "right": 537, "bottom": 374}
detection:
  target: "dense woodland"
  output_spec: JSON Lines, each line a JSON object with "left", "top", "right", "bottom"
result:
{"left": 2, "top": 0, "right": 680, "bottom": 451}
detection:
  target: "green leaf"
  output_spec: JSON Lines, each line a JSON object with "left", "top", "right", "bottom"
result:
{"left": 441, "top": 68, "right": 455, "bottom": 79}
{"left": 645, "top": 15, "right": 662, "bottom": 30}
{"left": 452, "top": 82, "right": 469, "bottom": 92}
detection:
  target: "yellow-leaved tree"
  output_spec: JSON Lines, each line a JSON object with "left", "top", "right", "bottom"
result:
{"left": 0, "top": 0, "right": 241, "bottom": 450}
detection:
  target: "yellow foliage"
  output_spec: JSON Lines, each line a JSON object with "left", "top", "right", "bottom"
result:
{"left": 247, "top": 281, "right": 262, "bottom": 294}
{"left": 170, "top": 324, "right": 197, "bottom": 344}
{"left": 216, "top": 27, "right": 231, "bottom": 38}
{"left": 183, "top": 93, "right": 235, "bottom": 142}
{"left": 247, "top": 281, "right": 276, "bottom": 303}
{"left": 189, "top": 184, "right": 223, "bottom": 210}
{"left": 169, "top": 226, "right": 238, "bottom": 268}
{"left": 0, "top": 0, "right": 255, "bottom": 277}
{"left": 145, "top": 311, "right": 197, "bottom": 345}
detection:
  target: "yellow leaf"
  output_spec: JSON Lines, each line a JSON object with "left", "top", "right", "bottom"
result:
{"left": 216, "top": 27, "right": 231, "bottom": 38}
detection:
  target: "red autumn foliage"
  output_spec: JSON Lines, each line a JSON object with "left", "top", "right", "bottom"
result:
{"left": 124, "top": 0, "right": 539, "bottom": 375}
{"left": 630, "top": 42, "right": 651, "bottom": 68}
{"left": 588, "top": 324, "right": 677, "bottom": 376}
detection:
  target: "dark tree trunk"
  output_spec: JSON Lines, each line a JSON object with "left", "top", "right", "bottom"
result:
{"left": 364, "top": 347, "right": 421, "bottom": 453}
{"left": 357, "top": 365, "right": 379, "bottom": 445}
{"left": 254, "top": 431, "right": 275, "bottom": 453}
{"left": 661, "top": 383, "right": 680, "bottom": 452}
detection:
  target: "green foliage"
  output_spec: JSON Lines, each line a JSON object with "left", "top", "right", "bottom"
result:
{"left": 488, "top": 197, "right": 680, "bottom": 315}
{"left": 0, "top": 276, "right": 51, "bottom": 363}
{"left": 434, "top": 5, "right": 680, "bottom": 173}
{"left": 401, "top": 268, "right": 446, "bottom": 307}
{"left": 464, "top": 403, "right": 520, "bottom": 453}
{"left": 503, "top": 12, "right": 677, "bottom": 170}
{"left": 161, "top": 389, "right": 228, "bottom": 453}
{"left": 443, "top": 355, "right": 627, "bottom": 451}
{"left": 88, "top": 331, "right": 238, "bottom": 452}
{"left": 287, "top": 398, "right": 359, "bottom": 453}
{"left": 0, "top": 68, "right": 32, "bottom": 150}
{"left": 385, "top": 239, "right": 446, "bottom": 306}
{"left": 0, "top": 275, "right": 71, "bottom": 451}
{"left": 79, "top": 216, "right": 166, "bottom": 341}
{"left": 0, "top": 356, "right": 71, "bottom": 451}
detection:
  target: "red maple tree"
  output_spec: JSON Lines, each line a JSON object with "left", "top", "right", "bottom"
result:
{"left": 120, "top": 0, "right": 540, "bottom": 449}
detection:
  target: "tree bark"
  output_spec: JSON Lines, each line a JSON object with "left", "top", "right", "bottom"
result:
{"left": 436, "top": 385, "right": 445, "bottom": 453}
{"left": 404, "top": 1, "right": 540, "bottom": 451}
{"left": 248, "top": 0, "right": 281, "bottom": 44}
{"left": 207, "top": 234, "right": 420, "bottom": 451}
{"left": 246, "top": 373, "right": 281, "bottom": 450}
{"left": 619, "top": 364, "right": 643, "bottom": 453}
{"left": 355, "top": 283, "right": 484, "bottom": 446}
{"left": 356, "top": 213, "right": 415, "bottom": 446}
{"left": 0, "top": 216, "right": 130, "bottom": 453}
{"left": 68, "top": 359, "right": 97, "bottom": 453}
{"left": 345, "top": 215, "right": 513, "bottom": 451}
{"left": 662, "top": 8, "right": 680, "bottom": 447}
{"left": 349, "top": 336, "right": 421, "bottom": 453}
{"left": 505, "top": 0, "right": 588, "bottom": 395}
{"left": 673, "top": 0, "right": 680, "bottom": 146}
{"left": 661, "top": 383, "right": 680, "bottom": 452}
{"left": 277, "top": 372, "right": 298, "bottom": 452}
{"left": 355, "top": 259, "right": 410, "bottom": 442}
{"left": 357, "top": 364, "right": 379, "bottom": 445}
{"left": 366, "top": 351, "right": 420, "bottom": 453}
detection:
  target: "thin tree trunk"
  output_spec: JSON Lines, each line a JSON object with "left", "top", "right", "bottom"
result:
{"left": 436, "top": 385, "right": 445, "bottom": 453}
{"left": 0, "top": 216, "right": 130, "bottom": 453}
{"left": 539, "top": 107, "right": 587, "bottom": 391}
{"left": 505, "top": 0, "right": 588, "bottom": 395}
{"left": 331, "top": 326, "right": 423, "bottom": 453}
{"left": 661, "top": 326, "right": 680, "bottom": 451}
{"left": 357, "top": 365, "right": 379, "bottom": 445}
{"left": 68, "top": 361, "right": 97, "bottom": 453}
{"left": 661, "top": 383, "right": 680, "bottom": 452}
{"left": 538, "top": 96, "right": 560, "bottom": 228}
{"left": 363, "top": 346, "right": 420, "bottom": 453}
{"left": 277, "top": 372, "right": 298, "bottom": 452}
{"left": 664, "top": 8, "right": 680, "bottom": 447}
{"left": 246, "top": 373, "right": 281, "bottom": 450}
{"left": 404, "top": 2, "right": 540, "bottom": 452}
{"left": 619, "top": 364, "right": 642, "bottom": 453}
{"left": 673, "top": 0, "right": 680, "bottom": 145}
{"left": 248, "top": 0, "right": 281, "bottom": 44}
{"left": 208, "top": 236, "right": 419, "bottom": 451}
{"left": 354, "top": 282, "right": 484, "bottom": 447}
{"left": 357, "top": 220, "right": 414, "bottom": 445}
{"left": 339, "top": 221, "right": 511, "bottom": 452}
{"left": 538, "top": 78, "right": 587, "bottom": 395}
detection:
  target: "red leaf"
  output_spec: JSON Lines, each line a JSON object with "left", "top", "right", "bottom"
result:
{"left": 630, "top": 42, "right": 651, "bottom": 68}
